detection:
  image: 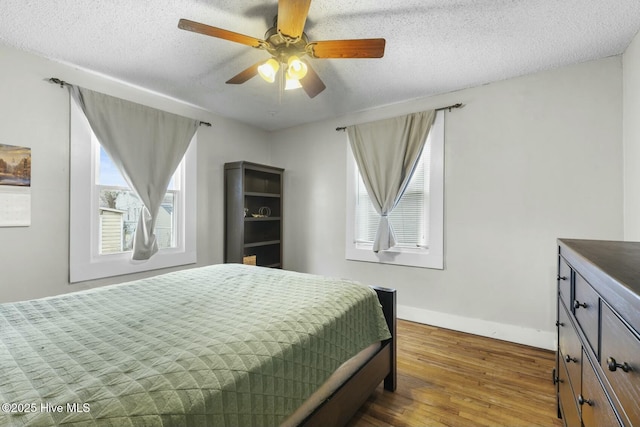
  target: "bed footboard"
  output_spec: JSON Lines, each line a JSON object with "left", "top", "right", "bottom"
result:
{"left": 301, "top": 286, "right": 397, "bottom": 427}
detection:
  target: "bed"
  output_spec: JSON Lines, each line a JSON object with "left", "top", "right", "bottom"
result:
{"left": 0, "top": 264, "right": 396, "bottom": 426}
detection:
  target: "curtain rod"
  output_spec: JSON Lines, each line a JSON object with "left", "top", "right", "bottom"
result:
{"left": 48, "top": 77, "right": 212, "bottom": 127}
{"left": 335, "top": 103, "right": 462, "bottom": 131}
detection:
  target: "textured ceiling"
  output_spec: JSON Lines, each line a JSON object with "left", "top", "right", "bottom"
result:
{"left": 1, "top": 0, "right": 639, "bottom": 131}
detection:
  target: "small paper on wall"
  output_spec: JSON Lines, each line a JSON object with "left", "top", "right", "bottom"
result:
{"left": 0, "top": 144, "right": 31, "bottom": 227}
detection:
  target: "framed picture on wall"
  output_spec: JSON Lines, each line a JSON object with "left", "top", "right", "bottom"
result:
{"left": 0, "top": 143, "right": 31, "bottom": 226}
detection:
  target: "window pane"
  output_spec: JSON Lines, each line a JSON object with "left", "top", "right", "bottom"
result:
{"left": 156, "top": 193, "right": 176, "bottom": 249}
{"left": 98, "top": 145, "right": 175, "bottom": 189}
{"left": 98, "top": 146, "right": 128, "bottom": 187}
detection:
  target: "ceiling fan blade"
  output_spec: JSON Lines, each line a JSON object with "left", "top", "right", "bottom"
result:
{"left": 299, "top": 61, "right": 326, "bottom": 98}
{"left": 277, "top": 0, "right": 312, "bottom": 40}
{"left": 226, "top": 61, "right": 264, "bottom": 84}
{"left": 309, "top": 39, "right": 386, "bottom": 58}
{"left": 178, "top": 19, "right": 265, "bottom": 48}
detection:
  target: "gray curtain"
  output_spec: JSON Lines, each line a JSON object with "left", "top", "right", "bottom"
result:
{"left": 69, "top": 86, "right": 199, "bottom": 260}
{"left": 347, "top": 110, "right": 436, "bottom": 252}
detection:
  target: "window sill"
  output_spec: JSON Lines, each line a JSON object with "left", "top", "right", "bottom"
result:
{"left": 346, "top": 244, "right": 443, "bottom": 269}
{"left": 70, "top": 248, "right": 196, "bottom": 283}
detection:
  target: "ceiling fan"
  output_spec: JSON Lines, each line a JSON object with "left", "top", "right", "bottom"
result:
{"left": 178, "top": 0, "right": 385, "bottom": 98}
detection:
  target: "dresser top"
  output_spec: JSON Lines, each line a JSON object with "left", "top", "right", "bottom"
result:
{"left": 559, "top": 239, "right": 640, "bottom": 296}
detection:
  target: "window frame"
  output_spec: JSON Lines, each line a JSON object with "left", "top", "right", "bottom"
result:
{"left": 69, "top": 96, "right": 197, "bottom": 283}
{"left": 345, "top": 111, "right": 444, "bottom": 269}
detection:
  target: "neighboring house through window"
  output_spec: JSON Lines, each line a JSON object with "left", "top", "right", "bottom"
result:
{"left": 346, "top": 111, "right": 444, "bottom": 269}
{"left": 70, "top": 97, "right": 197, "bottom": 283}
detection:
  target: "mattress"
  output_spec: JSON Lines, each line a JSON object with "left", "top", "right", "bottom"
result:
{"left": 0, "top": 264, "right": 391, "bottom": 426}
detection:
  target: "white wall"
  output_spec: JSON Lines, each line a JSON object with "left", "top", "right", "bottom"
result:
{"left": 0, "top": 44, "right": 272, "bottom": 302}
{"left": 270, "top": 57, "right": 624, "bottom": 350}
{"left": 623, "top": 31, "right": 640, "bottom": 240}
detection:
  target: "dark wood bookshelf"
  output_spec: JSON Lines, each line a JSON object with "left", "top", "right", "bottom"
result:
{"left": 224, "top": 161, "right": 283, "bottom": 268}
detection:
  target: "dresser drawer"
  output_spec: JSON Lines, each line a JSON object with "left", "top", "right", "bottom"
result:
{"left": 581, "top": 351, "right": 621, "bottom": 427}
{"left": 558, "top": 304, "right": 582, "bottom": 392}
{"left": 558, "top": 257, "right": 572, "bottom": 306}
{"left": 601, "top": 303, "right": 640, "bottom": 426}
{"left": 574, "top": 273, "right": 599, "bottom": 355}
{"left": 558, "top": 354, "right": 581, "bottom": 427}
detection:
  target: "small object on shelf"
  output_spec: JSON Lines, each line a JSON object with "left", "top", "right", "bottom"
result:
{"left": 258, "top": 206, "right": 271, "bottom": 217}
{"left": 242, "top": 255, "right": 256, "bottom": 265}
{"left": 244, "top": 208, "right": 248, "bottom": 217}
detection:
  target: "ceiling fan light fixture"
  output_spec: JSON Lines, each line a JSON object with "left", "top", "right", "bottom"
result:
{"left": 285, "top": 78, "right": 302, "bottom": 90}
{"left": 258, "top": 58, "right": 280, "bottom": 83}
{"left": 286, "top": 55, "right": 308, "bottom": 80}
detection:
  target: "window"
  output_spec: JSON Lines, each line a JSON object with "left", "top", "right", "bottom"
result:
{"left": 346, "top": 111, "right": 444, "bottom": 269}
{"left": 70, "top": 97, "right": 197, "bottom": 283}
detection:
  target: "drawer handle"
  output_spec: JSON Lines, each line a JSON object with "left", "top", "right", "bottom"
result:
{"left": 557, "top": 275, "right": 567, "bottom": 281}
{"left": 552, "top": 368, "right": 562, "bottom": 384}
{"left": 578, "top": 395, "right": 593, "bottom": 406}
{"left": 607, "top": 357, "right": 631, "bottom": 373}
{"left": 573, "top": 300, "right": 588, "bottom": 310}
{"left": 565, "top": 354, "right": 578, "bottom": 363}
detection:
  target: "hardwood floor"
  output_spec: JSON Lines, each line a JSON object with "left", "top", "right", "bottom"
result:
{"left": 347, "top": 320, "right": 563, "bottom": 427}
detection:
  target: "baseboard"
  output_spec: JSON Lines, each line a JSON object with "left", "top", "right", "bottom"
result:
{"left": 398, "top": 304, "right": 556, "bottom": 350}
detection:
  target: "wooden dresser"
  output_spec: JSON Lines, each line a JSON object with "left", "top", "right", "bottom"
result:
{"left": 556, "top": 239, "right": 640, "bottom": 427}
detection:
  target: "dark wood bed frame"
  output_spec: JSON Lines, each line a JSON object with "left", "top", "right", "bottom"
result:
{"left": 300, "top": 286, "right": 397, "bottom": 427}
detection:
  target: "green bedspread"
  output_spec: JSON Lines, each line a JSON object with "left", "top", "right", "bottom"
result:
{"left": 0, "top": 264, "right": 391, "bottom": 426}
